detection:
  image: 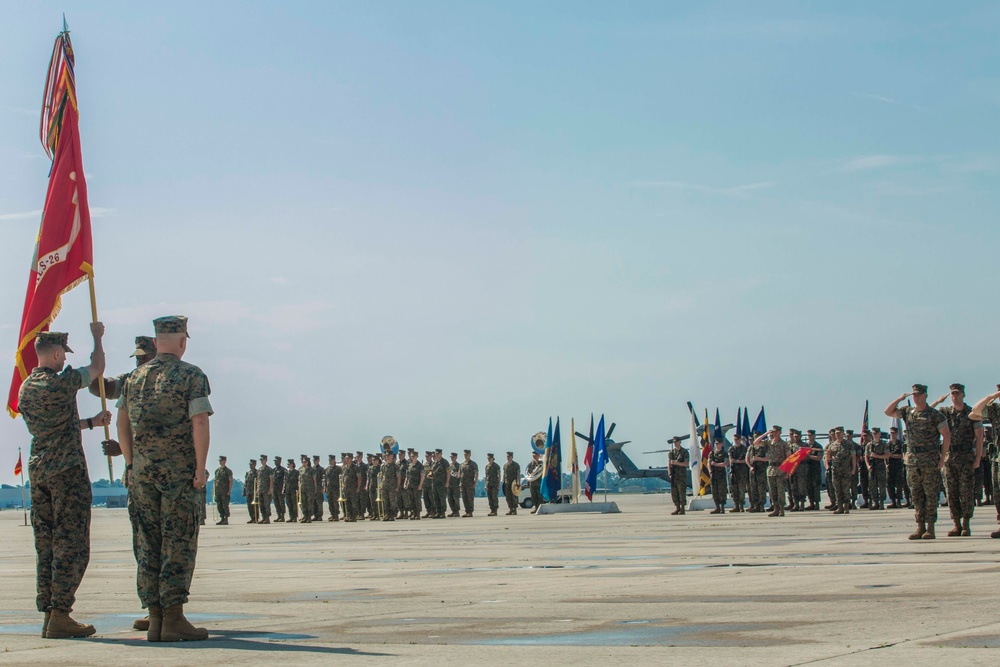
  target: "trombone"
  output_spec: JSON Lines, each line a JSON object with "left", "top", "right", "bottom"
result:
{"left": 376, "top": 484, "right": 385, "bottom": 520}
{"left": 250, "top": 475, "right": 260, "bottom": 523}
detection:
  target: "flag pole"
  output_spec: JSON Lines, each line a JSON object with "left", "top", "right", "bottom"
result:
{"left": 19, "top": 447, "right": 27, "bottom": 526}
{"left": 87, "top": 274, "right": 114, "bottom": 483}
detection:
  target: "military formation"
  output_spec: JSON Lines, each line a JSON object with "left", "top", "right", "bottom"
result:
{"left": 238, "top": 446, "right": 536, "bottom": 523}
{"left": 666, "top": 383, "right": 1000, "bottom": 543}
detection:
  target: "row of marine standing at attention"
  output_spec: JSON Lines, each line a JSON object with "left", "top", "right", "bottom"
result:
{"left": 17, "top": 316, "right": 214, "bottom": 641}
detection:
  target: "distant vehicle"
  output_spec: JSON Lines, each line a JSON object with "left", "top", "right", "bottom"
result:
{"left": 517, "top": 483, "right": 571, "bottom": 509}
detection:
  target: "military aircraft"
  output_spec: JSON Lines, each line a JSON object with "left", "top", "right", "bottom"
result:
{"left": 574, "top": 405, "right": 736, "bottom": 487}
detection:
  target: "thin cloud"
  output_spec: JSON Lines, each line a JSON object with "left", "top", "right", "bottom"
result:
{"left": 852, "top": 92, "right": 897, "bottom": 104}
{"left": 0, "top": 209, "right": 42, "bottom": 222}
{"left": 631, "top": 181, "right": 774, "bottom": 196}
{"left": 841, "top": 155, "right": 910, "bottom": 172}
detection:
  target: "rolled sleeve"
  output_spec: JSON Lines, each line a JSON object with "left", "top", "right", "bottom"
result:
{"left": 189, "top": 396, "right": 214, "bottom": 418}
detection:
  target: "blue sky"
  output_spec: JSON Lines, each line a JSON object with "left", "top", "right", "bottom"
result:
{"left": 2, "top": 2, "right": 998, "bottom": 484}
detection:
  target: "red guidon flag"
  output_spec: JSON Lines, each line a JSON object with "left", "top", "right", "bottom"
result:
{"left": 14, "top": 452, "right": 23, "bottom": 477}
{"left": 7, "top": 29, "right": 94, "bottom": 417}
{"left": 779, "top": 446, "right": 812, "bottom": 475}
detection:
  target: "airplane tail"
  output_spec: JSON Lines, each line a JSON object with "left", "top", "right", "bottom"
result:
{"left": 605, "top": 441, "right": 639, "bottom": 477}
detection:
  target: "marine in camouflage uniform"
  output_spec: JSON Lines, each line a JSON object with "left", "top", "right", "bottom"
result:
{"left": 397, "top": 454, "right": 409, "bottom": 518}
{"left": 937, "top": 384, "right": 983, "bottom": 536}
{"left": 311, "top": 455, "right": 325, "bottom": 521}
{"left": 667, "top": 438, "right": 689, "bottom": 515}
{"left": 865, "top": 429, "right": 889, "bottom": 510}
{"left": 502, "top": 452, "right": 521, "bottom": 515}
{"left": 448, "top": 453, "right": 462, "bottom": 516}
{"left": 746, "top": 437, "right": 769, "bottom": 513}
{"left": 825, "top": 428, "right": 855, "bottom": 514}
{"left": 708, "top": 441, "right": 728, "bottom": 513}
{"left": 405, "top": 450, "right": 425, "bottom": 520}
{"left": 356, "top": 452, "right": 371, "bottom": 519}
{"left": 367, "top": 454, "right": 381, "bottom": 520}
{"left": 824, "top": 429, "right": 839, "bottom": 509}
{"left": 459, "top": 450, "right": 479, "bottom": 516}
{"left": 887, "top": 384, "right": 949, "bottom": 540}
{"left": 805, "top": 430, "right": 824, "bottom": 510}
{"left": 525, "top": 452, "right": 545, "bottom": 514}
{"left": 213, "top": 456, "right": 233, "bottom": 524}
{"left": 284, "top": 460, "right": 299, "bottom": 522}
{"left": 787, "top": 429, "right": 808, "bottom": 511}
{"left": 760, "top": 427, "right": 791, "bottom": 517}
{"left": 433, "top": 450, "right": 449, "bottom": 518}
{"left": 256, "top": 455, "right": 273, "bottom": 524}
{"left": 484, "top": 453, "right": 501, "bottom": 516}
{"left": 422, "top": 452, "right": 436, "bottom": 517}
{"left": 118, "top": 316, "right": 213, "bottom": 641}
{"left": 728, "top": 436, "right": 749, "bottom": 511}
{"left": 854, "top": 432, "right": 871, "bottom": 508}
{"left": 341, "top": 453, "right": 363, "bottom": 522}
{"left": 272, "top": 457, "right": 286, "bottom": 522}
{"left": 198, "top": 469, "right": 209, "bottom": 525}
{"left": 244, "top": 460, "right": 258, "bottom": 523}
{"left": 325, "top": 455, "right": 341, "bottom": 521}
{"left": 887, "top": 429, "right": 906, "bottom": 508}
{"left": 297, "top": 456, "right": 314, "bottom": 523}
{"left": 846, "top": 431, "right": 862, "bottom": 509}
{"left": 18, "top": 328, "right": 107, "bottom": 638}
{"left": 378, "top": 451, "right": 400, "bottom": 521}
{"left": 987, "top": 402, "right": 1000, "bottom": 536}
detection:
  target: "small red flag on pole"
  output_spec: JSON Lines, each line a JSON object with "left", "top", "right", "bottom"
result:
{"left": 14, "top": 451, "right": 22, "bottom": 477}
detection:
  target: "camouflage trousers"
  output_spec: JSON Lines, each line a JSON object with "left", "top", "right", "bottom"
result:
{"left": 398, "top": 487, "right": 408, "bottom": 515}
{"left": 423, "top": 484, "right": 435, "bottom": 515}
{"left": 792, "top": 468, "right": 808, "bottom": 502}
{"left": 408, "top": 486, "right": 423, "bottom": 515}
{"left": 767, "top": 475, "right": 786, "bottom": 510}
{"left": 868, "top": 463, "right": 887, "bottom": 505}
{"left": 299, "top": 489, "right": 315, "bottom": 521}
{"left": 888, "top": 463, "right": 905, "bottom": 504}
{"left": 730, "top": 468, "right": 749, "bottom": 508}
{"left": 503, "top": 481, "right": 518, "bottom": 511}
{"left": 749, "top": 470, "right": 768, "bottom": 509}
{"left": 368, "top": 484, "right": 378, "bottom": 517}
{"left": 31, "top": 466, "right": 92, "bottom": 612}
{"left": 284, "top": 490, "right": 298, "bottom": 521}
{"left": 858, "top": 465, "right": 870, "bottom": 503}
{"left": 487, "top": 485, "right": 499, "bottom": 513}
{"left": 434, "top": 482, "right": 447, "bottom": 516}
{"left": 670, "top": 473, "right": 687, "bottom": 508}
{"left": 273, "top": 490, "right": 285, "bottom": 519}
{"left": 313, "top": 491, "right": 324, "bottom": 520}
{"left": 908, "top": 465, "right": 940, "bottom": 525}
{"left": 326, "top": 486, "right": 340, "bottom": 520}
{"left": 449, "top": 485, "right": 461, "bottom": 514}
{"left": 461, "top": 483, "right": 475, "bottom": 514}
{"left": 826, "top": 469, "right": 838, "bottom": 506}
{"left": 132, "top": 479, "right": 200, "bottom": 609}
{"left": 945, "top": 451, "right": 976, "bottom": 522}
{"left": 710, "top": 472, "right": 728, "bottom": 505}
{"left": 993, "top": 461, "right": 1000, "bottom": 522}
{"left": 245, "top": 496, "right": 258, "bottom": 522}
{"left": 342, "top": 491, "right": 359, "bottom": 520}
{"left": 830, "top": 467, "right": 852, "bottom": 509}
{"left": 807, "top": 463, "right": 823, "bottom": 505}
{"left": 257, "top": 493, "right": 272, "bottom": 520}
{"left": 214, "top": 493, "right": 230, "bottom": 520}
{"left": 378, "top": 486, "right": 396, "bottom": 518}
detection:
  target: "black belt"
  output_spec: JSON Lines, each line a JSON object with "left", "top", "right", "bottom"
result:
{"left": 907, "top": 445, "right": 940, "bottom": 454}
{"left": 949, "top": 444, "right": 975, "bottom": 452}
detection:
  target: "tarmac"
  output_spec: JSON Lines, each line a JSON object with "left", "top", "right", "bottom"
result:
{"left": 1, "top": 494, "right": 998, "bottom": 666}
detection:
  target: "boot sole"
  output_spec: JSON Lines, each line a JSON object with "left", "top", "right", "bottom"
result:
{"left": 45, "top": 629, "right": 96, "bottom": 639}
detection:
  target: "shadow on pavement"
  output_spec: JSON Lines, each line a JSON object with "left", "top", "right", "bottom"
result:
{"left": 87, "top": 630, "right": 393, "bottom": 656}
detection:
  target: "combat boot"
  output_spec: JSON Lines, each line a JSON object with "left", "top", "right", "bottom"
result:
{"left": 159, "top": 604, "right": 207, "bottom": 642}
{"left": 990, "top": 529, "right": 1000, "bottom": 538}
{"left": 767, "top": 509, "right": 778, "bottom": 517}
{"left": 146, "top": 605, "right": 162, "bottom": 642}
{"left": 275, "top": 517, "right": 285, "bottom": 523}
{"left": 709, "top": 506, "right": 720, "bottom": 514}
{"left": 45, "top": 609, "right": 96, "bottom": 639}
{"left": 832, "top": 507, "right": 844, "bottom": 514}
{"left": 678, "top": 507, "right": 685, "bottom": 515}
{"left": 216, "top": 518, "right": 228, "bottom": 525}
{"left": 947, "top": 521, "right": 962, "bottom": 537}
{"left": 922, "top": 524, "right": 936, "bottom": 539}
{"left": 961, "top": 517, "right": 971, "bottom": 537}
{"left": 670, "top": 507, "right": 680, "bottom": 515}
{"left": 260, "top": 517, "right": 270, "bottom": 524}
{"left": 134, "top": 615, "right": 150, "bottom": 631}
{"left": 908, "top": 523, "right": 925, "bottom": 539}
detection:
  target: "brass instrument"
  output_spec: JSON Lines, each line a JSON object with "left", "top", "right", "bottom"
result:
{"left": 511, "top": 479, "right": 521, "bottom": 496}
{"left": 250, "top": 475, "right": 260, "bottom": 523}
{"left": 376, "top": 485, "right": 385, "bottom": 520}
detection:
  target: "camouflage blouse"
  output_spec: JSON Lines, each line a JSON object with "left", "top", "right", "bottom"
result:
{"left": 900, "top": 405, "right": 946, "bottom": 467}
{"left": 19, "top": 365, "right": 90, "bottom": 482}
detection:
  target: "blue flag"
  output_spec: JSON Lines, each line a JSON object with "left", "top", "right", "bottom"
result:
{"left": 752, "top": 406, "right": 767, "bottom": 434}
{"left": 742, "top": 408, "right": 751, "bottom": 439}
{"left": 713, "top": 408, "right": 722, "bottom": 442}
{"left": 542, "top": 417, "right": 562, "bottom": 501}
{"left": 736, "top": 407, "right": 743, "bottom": 439}
{"left": 584, "top": 414, "right": 608, "bottom": 500}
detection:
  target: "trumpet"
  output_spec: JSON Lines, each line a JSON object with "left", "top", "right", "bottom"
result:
{"left": 376, "top": 485, "right": 385, "bottom": 520}
{"left": 338, "top": 490, "right": 347, "bottom": 519}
